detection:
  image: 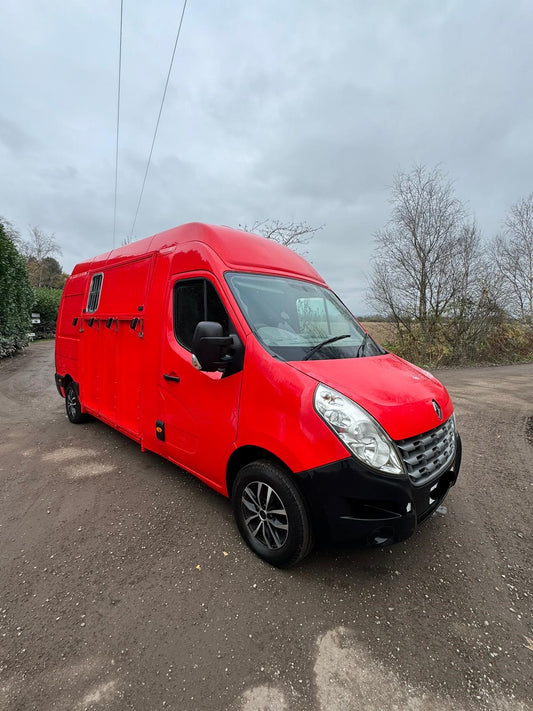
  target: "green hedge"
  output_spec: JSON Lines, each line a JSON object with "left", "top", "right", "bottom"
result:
{"left": 0, "top": 225, "right": 34, "bottom": 358}
{"left": 32, "top": 288, "right": 63, "bottom": 338}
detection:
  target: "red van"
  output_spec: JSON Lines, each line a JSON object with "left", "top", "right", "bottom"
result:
{"left": 55, "top": 222, "right": 461, "bottom": 566}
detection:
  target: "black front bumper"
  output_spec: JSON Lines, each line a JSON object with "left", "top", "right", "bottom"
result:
{"left": 294, "top": 434, "right": 461, "bottom": 545}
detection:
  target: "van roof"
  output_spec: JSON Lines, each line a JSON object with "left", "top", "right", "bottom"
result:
{"left": 71, "top": 222, "right": 325, "bottom": 283}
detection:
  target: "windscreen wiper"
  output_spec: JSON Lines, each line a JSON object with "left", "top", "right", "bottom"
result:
{"left": 356, "top": 332, "right": 369, "bottom": 358}
{"left": 303, "top": 334, "right": 350, "bottom": 361}
{"left": 357, "top": 332, "right": 387, "bottom": 357}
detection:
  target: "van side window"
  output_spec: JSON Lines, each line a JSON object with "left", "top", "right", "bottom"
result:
{"left": 173, "top": 279, "right": 231, "bottom": 350}
{"left": 87, "top": 273, "right": 103, "bottom": 313}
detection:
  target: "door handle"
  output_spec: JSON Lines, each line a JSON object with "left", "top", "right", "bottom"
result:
{"left": 163, "top": 374, "right": 181, "bottom": 383}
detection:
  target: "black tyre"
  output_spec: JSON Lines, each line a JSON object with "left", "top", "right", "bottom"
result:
{"left": 65, "top": 382, "right": 87, "bottom": 424}
{"left": 232, "top": 460, "right": 313, "bottom": 567}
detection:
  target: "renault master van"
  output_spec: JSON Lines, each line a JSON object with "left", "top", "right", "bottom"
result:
{"left": 55, "top": 223, "right": 461, "bottom": 566}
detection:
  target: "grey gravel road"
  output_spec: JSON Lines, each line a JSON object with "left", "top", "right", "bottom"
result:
{"left": 0, "top": 341, "right": 531, "bottom": 710}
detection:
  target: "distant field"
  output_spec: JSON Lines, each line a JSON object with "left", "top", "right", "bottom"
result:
{"left": 360, "top": 321, "right": 396, "bottom": 345}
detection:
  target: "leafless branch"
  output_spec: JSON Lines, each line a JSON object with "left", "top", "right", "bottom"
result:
{"left": 239, "top": 219, "right": 323, "bottom": 253}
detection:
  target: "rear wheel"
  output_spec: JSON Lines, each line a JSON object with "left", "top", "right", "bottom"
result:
{"left": 232, "top": 460, "right": 313, "bottom": 567}
{"left": 65, "top": 382, "right": 87, "bottom": 424}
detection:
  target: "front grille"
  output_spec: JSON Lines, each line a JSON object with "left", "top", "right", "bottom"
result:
{"left": 396, "top": 416, "right": 456, "bottom": 485}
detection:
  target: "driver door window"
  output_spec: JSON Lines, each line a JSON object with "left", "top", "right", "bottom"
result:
{"left": 173, "top": 279, "right": 232, "bottom": 350}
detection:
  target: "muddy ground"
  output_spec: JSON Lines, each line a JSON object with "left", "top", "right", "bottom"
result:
{"left": 0, "top": 341, "right": 531, "bottom": 710}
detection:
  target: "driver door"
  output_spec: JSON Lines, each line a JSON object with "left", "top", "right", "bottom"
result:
{"left": 158, "top": 275, "right": 244, "bottom": 492}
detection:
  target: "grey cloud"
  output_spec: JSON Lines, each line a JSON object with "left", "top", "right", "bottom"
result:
{"left": 1, "top": 1, "right": 532, "bottom": 313}
{"left": 0, "top": 115, "right": 39, "bottom": 154}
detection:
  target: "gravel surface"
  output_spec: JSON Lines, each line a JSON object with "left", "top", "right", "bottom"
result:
{"left": 0, "top": 341, "right": 531, "bottom": 710}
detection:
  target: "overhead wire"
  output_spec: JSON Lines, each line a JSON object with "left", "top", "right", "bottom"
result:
{"left": 128, "top": 0, "right": 189, "bottom": 241}
{"left": 112, "top": 0, "right": 124, "bottom": 248}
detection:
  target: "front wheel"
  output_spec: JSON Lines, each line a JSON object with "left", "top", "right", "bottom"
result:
{"left": 232, "top": 460, "right": 313, "bottom": 567}
{"left": 65, "top": 382, "right": 87, "bottom": 424}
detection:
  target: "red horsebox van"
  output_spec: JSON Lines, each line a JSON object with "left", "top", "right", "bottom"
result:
{"left": 55, "top": 222, "right": 461, "bottom": 566}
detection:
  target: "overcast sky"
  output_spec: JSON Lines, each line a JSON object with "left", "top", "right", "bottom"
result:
{"left": 1, "top": 0, "right": 532, "bottom": 313}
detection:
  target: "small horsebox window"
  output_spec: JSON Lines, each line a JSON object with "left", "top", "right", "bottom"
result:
{"left": 87, "top": 273, "right": 103, "bottom": 313}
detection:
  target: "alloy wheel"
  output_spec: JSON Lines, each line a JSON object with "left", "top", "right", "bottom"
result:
{"left": 241, "top": 481, "right": 289, "bottom": 550}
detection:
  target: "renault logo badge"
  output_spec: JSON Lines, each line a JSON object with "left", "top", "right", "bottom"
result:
{"left": 432, "top": 400, "right": 443, "bottom": 419}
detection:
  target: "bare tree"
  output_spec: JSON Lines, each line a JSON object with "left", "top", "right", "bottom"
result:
{"left": 491, "top": 193, "right": 533, "bottom": 323}
{"left": 368, "top": 165, "right": 502, "bottom": 363}
{"left": 239, "top": 219, "right": 323, "bottom": 253}
{"left": 445, "top": 221, "right": 503, "bottom": 359}
{"left": 369, "top": 165, "right": 465, "bottom": 336}
{"left": 21, "top": 226, "right": 62, "bottom": 288}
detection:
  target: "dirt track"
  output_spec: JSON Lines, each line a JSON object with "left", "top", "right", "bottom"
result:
{"left": 0, "top": 341, "right": 531, "bottom": 710}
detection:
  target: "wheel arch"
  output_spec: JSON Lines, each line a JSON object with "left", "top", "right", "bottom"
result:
{"left": 226, "top": 445, "right": 291, "bottom": 498}
{"left": 55, "top": 372, "right": 74, "bottom": 398}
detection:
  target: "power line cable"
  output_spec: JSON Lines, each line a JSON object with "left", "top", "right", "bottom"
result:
{"left": 112, "top": 0, "right": 124, "bottom": 248}
{"left": 128, "top": 0, "right": 188, "bottom": 241}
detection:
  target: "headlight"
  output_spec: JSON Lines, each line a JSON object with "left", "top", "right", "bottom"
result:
{"left": 314, "top": 383, "right": 406, "bottom": 477}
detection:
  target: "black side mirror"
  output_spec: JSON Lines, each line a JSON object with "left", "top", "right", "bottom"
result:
{"left": 192, "top": 321, "right": 234, "bottom": 372}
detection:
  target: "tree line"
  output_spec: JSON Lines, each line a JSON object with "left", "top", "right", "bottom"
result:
{"left": 0, "top": 218, "right": 66, "bottom": 357}
{"left": 367, "top": 165, "right": 533, "bottom": 366}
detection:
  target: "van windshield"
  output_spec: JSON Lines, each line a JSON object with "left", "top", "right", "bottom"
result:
{"left": 226, "top": 273, "right": 384, "bottom": 361}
